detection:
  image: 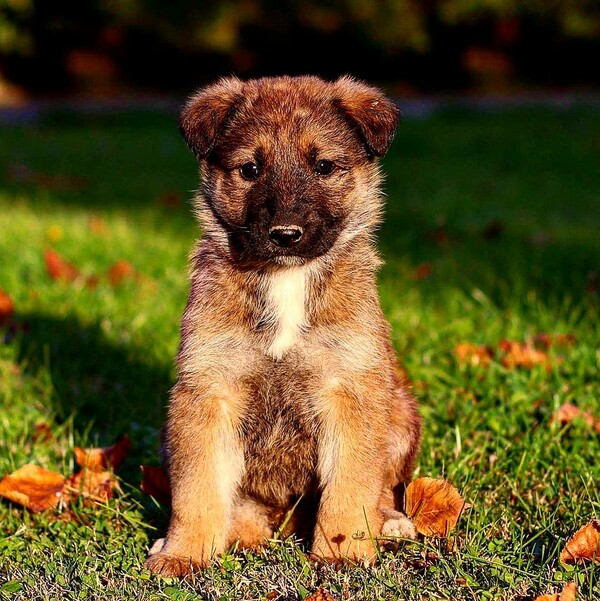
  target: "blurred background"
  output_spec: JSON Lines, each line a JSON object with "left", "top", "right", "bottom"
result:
{"left": 1, "top": 5, "right": 599, "bottom": 595}
{"left": 1, "top": 0, "right": 600, "bottom": 103}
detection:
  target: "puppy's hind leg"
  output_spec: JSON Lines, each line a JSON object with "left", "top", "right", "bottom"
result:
{"left": 226, "top": 496, "right": 276, "bottom": 550}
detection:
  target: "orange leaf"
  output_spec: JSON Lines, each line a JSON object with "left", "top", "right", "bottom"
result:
{"left": 305, "top": 589, "right": 336, "bottom": 601}
{"left": 64, "top": 469, "right": 115, "bottom": 503}
{"left": 44, "top": 249, "right": 79, "bottom": 282}
{"left": 158, "top": 191, "right": 183, "bottom": 208}
{"left": 499, "top": 339, "right": 553, "bottom": 370}
{"left": 534, "top": 582, "right": 577, "bottom": 601}
{"left": 552, "top": 403, "right": 600, "bottom": 434}
{"left": 31, "top": 422, "right": 53, "bottom": 443}
{"left": 107, "top": 260, "right": 136, "bottom": 287}
{"left": 0, "top": 289, "right": 15, "bottom": 325}
{"left": 533, "top": 333, "right": 576, "bottom": 350}
{"left": 405, "top": 477, "right": 467, "bottom": 537}
{"left": 0, "top": 464, "right": 65, "bottom": 512}
{"left": 454, "top": 342, "right": 494, "bottom": 367}
{"left": 413, "top": 263, "right": 433, "bottom": 280}
{"left": 560, "top": 520, "right": 600, "bottom": 564}
{"left": 73, "top": 435, "right": 131, "bottom": 472}
{"left": 88, "top": 216, "right": 106, "bottom": 234}
{"left": 140, "top": 465, "right": 171, "bottom": 504}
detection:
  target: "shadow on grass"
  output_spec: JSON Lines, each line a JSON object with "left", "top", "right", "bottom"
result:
{"left": 15, "top": 313, "right": 172, "bottom": 450}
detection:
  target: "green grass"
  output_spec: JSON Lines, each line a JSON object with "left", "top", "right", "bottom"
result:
{"left": 0, "top": 107, "right": 599, "bottom": 600}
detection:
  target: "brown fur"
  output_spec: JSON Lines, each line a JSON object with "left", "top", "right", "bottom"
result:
{"left": 146, "top": 75, "right": 421, "bottom": 578}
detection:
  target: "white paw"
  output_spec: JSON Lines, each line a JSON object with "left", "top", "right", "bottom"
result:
{"left": 148, "top": 538, "right": 166, "bottom": 556}
{"left": 380, "top": 511, "right": 417, "bottom": 546}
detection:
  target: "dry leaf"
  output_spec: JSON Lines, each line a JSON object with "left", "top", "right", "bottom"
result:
{"left": 7, "top": 163, "right": 88, "bottom": 192}
{"left": 534, "top": 581, "right": 577, "bottom": 601}
{"left": 0, "top": 464, "right": 64, "bottom": 512}
{"left": 44, "top": 249, "right": 79, "bottom": 282}
{"left": 0, "top": 289, "right": 15, "bottom": 325}
{"left": 88, "top": 216, "right": 106, "bottom": 234}
{"left": 73, "top": 435, "right": 131, "bottom": 472}
{"left": 107, "top": 260, "right": 136, "bottom": 287}
{"left": 560, "top": 520, "right": 600, "bottom": 564}
{"left": 499, "top": 339, "right": 554, "bottom": 370}
{"left": 31, "top": 423, "right": 53, "bottom": 443}
{"left": 533, "top": 333, "right": 576, "bottom": 350}
{"left": 405, "top": 477, "right": 467, "bottom": 537}
{"left": 140, "top": 465, "right": 171, "bottom": 504}
{"left": 552, "top": 403, "right": 600, "bottom": 434}
{"left": 158, "top": 191, "right": 183, "bottom": 208}
{"left": 413, "top": 263, "right": 433, "bottom": 280}
{"left": 454, "top": 342, "right": 494, "bottom": 367}
{"left": 305, "top": 589, "right": 336, "bottom": 601}
{"left": 64, "top": 469, "right": 115, "bottom": 503}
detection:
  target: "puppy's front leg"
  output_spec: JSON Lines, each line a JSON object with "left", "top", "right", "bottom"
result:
{"left": 313, "top": 385, "right": 388, "bottom": 563}
{"left": 146, "top": 383, "right": 244, "bottom": 577}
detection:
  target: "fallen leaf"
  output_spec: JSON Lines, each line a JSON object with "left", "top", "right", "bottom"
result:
{"left": 64, "top": 469, "right": 115, "bottom": 503}
{"left": 73, "top": 435, "right": 131, "bottom": 472}
{"left": 413, "top": 263, "right": 433, "bottom": 280}
{"left": 84, "top": 274, "right": 101, "bottom": 289}
{"left": 534, "top": 581, "right": 577, "bottom": 601}
{"left": 305, "top": 589, "right": 336, "bottom": 601}
{"left": 158, "top": 191, "right": 183, "bottom": 208}
{"left": 31, "top": 423, "right": 53, "bottom": 444}
{"left": 107, "top": 260, "right": 136, "bottom": 287}
{"left": 7, "top": 163, "right": 89, "bottom": 192}
{"left": 533, "top": 333, "right": 576, "bottom": 350}
{"left": 454, "top": 342, "right": 494, "bottom": 367}
{"left": 0, "top": 464, "right": 64, "bottom": 512}
{"left": 552, "top": 403, "right": 600, "bottom": 434}
{"left": 560, "top": 520, "right": 600, "bottom": 564}
{"left": 140, "top": 465, "right": 171, "bottom": 504}
{"left": 44, "top": 249, "right": 79, "bottom": 282}
{"left": 405, "top": 477, "right": 467, "bottom": 537}
{"left": 0, "top": 289, "right": 15, "bottom": 325}
{"left": 499, "top": 339, "right": 554, "bottom": 370}
{"left": 88, "top": 216, "right": 106, "bottom": 234}
{"left": 430, "top": 228, "right": 449, "bottom": 247}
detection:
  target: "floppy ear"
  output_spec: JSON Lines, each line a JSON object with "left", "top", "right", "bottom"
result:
{"left": 179, "top": 76, "right": 244, "bottom": 160}
{"left": 333, "top": 76, "right": 400, "bottom": 157}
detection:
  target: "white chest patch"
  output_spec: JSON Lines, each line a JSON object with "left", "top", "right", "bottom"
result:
{"left": 262, "top": 267, "right": 307, "bottom": 360}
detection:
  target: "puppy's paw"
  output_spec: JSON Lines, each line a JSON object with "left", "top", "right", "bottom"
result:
{"left": 379, "top": 510, "right": 417, "bottom": 548}
{"left": 145, "top": 551, "right": 201, "bottom": 578}
{"left": 311, "top": 532, "right": 379, "bottom": 565}
{"left": 146, "top": 537, "right": 210, "bottom": 578}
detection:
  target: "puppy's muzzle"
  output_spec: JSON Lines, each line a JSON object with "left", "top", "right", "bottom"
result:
{"left": 268, "top": 225, "right": 303, "bottom": 248}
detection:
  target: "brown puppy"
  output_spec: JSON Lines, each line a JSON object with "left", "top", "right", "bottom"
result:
{"left": 146, "top": 75, "right": 421, "bottom": 578}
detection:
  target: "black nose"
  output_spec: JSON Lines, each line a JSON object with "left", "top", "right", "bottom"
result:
{"left": 268, "top": 225, "right": 303, "bottom": 247}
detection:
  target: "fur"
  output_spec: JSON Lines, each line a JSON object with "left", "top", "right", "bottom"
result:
{"left": 146, "top": 75, "right": 422, "bottom": 578}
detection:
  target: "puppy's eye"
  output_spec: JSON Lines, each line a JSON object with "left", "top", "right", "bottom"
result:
{"left": 240, "top": 162, "right": 260, "bottom": 180}
{"left": 314, "top": 159, "right": 335, "bottom": 176}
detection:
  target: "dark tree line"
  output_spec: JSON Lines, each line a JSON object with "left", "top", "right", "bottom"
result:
{"left": 1, "top": 0, "right": 599, "bottom": 93}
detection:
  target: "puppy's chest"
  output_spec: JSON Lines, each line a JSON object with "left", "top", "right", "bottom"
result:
{"left": 256, "top": 267, "right": 309, "bottom": 360}
{"left": 241, "top": 363, "right": 319, "bottom": 506}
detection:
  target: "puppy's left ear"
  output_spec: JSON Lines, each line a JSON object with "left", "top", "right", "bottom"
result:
{"left": 179, "top": 76, "right": 244, "bottom": 160}
{"left": 333, "top": 76, "right": 400, "bottom": 157}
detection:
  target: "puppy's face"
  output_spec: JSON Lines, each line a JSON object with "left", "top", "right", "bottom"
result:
{"left": 180, "top": 76, "right": 399, "bottom": 264}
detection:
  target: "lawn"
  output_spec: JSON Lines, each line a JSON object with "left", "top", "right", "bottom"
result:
{"left": 0, "top": 106, "right": 599, "bottom": 600}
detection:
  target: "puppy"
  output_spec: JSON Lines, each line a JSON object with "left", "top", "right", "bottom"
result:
{"left": 146, "top": 75, "right": 421, "bottom": 578}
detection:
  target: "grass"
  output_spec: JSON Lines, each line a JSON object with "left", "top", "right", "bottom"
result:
{"left": 0, "top": 106, "right": 599, "bottom": 600}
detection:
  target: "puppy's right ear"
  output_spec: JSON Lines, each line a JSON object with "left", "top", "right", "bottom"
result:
{"left": 179, "top": 77, "right": 244, "bottom": 160}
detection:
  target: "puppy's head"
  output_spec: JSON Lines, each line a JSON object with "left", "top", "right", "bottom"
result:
{"left": 180, "top": 75, "right": 399, "bottom": 265}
